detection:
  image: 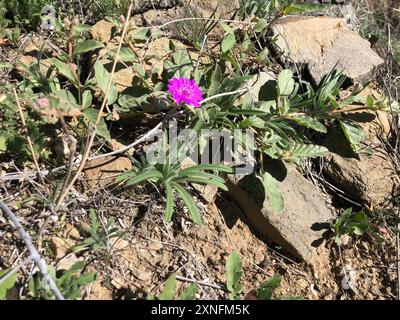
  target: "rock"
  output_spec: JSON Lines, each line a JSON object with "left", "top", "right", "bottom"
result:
{"left": 50, "top": 237, "right": 74, "bottom": 259}
{"left": 131, "top": 268, "right": 152, "bottom": 281}
{"left": 63, "top": 224, "right": 80, "bottom": 241}
{"left": 226, "top": 161, "right": 334, "bottom": 262}
{"left": 57, "top": 254, "right": 84, "bottom": 271}
{"left": 87, "top": 282, "right": 113, "bottom": 300}
{"left": 323, "top": 126, "right": 398, "bottom": 209}
{"left": 84, "top": 156, "right": 132, "bottom": 189}
{"left": 15, "top": 41, "right": 53, "bottom": 78}
{"left": 90, "top": 20, "right": 114, "bottom": 43}
{"left": 245, "top": 71, "right": 277, "bottom": 102}
{"left": 271, "top": 16, "right": 384, "bottom": 84}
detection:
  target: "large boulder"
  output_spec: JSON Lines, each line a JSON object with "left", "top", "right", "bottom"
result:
{"left": 271, "top": 16, "right": 384, "bottom": 84}
{"left": 226, "top": 161, "right": 334, "bottom": 262}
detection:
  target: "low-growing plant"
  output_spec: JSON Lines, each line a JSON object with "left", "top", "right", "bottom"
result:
{"left": 225, "top": 251, "right": 300, "bottom": 300}
{"left": 28, "top": 261, "right": 97, "bottom": 300}
{"left": 147, "top": 274, "right": 198, "bottom": 300}
{"left": 72, "top": 209, "right": 124, "bottom": 253}
{"left": 0, "top": 268, "right": 17, "bottom": 300}
{"left": 117, "top": 131, "right": 233, "bottom": 224}
{"left": 332, "top": 208, "right": 374, "bottom": 245}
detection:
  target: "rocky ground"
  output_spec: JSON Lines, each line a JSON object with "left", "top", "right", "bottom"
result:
{"left": 0, "top": 0, "right": 399, "bottom": 300}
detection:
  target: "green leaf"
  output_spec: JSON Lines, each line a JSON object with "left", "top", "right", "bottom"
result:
{"left": 111, "top": 47, "right": 137, "bottom": 62}
{"left": 179, "top": 164, "right": 234, "bottom": 175}
{"left": 173, "top": 183, "right": 202, "bottom": 225}
{"left": 83, "top": 108, "right": 111, "bottom": 140}
{"left": 339, "top": 119, "right": 366, "bottom": 153}
{"left": 288, "top": 144, "right": 328, "bottom": 159}
{"left": 122, "top": 170, "right": 163, "bottom": 186}
{"left": 81, "top": 90, "right": 93, "bottom": 109}
{"left": 256, "top": 274, "right": 282, "bottom": 300}
{"left": 74, "top": 40, "right": 104, "bottom": 55}
{"left": 178, "top": 171, "right": 226, "bottom": 184}
{"left": 159, "top": 275, "right": 176, "bottom": 300}
{"left": 221, "top": 33, "right": 236, "bottom": 53}
{"left": 254, "top": 19, "right": 268, "bottom": 33}
{"left": 277, "top": 69, "right": 295, "bottom": 96}
{"left": 164, "top": 183, "right": 174, "bottom": 222}
{"left": 226, "top": 252, "right": 243, "bottom": 300}
{"left": 291, "top": 115, "right": 327, "bottom": 133}
{"left": 260, "top": 172, "right": 284, "bottom": 213}
{"left": 94, "top": 61, "right": 118, "bottom": 105}
{"left": 0, "top": 135, "right": 7, "bottom": 151}
{"left": 49, "top": 58, "right": 79, "bottom": 87}
{"left": 0, "top": 269, "right": 17, "bottom": 299}
{"left": 283, "top": 3, "right": 328, "bottom": 14}
{"left": 181, "top": 177, "right": 229, "bottom": 191}
{"left": 180, "top": 283, "right": 198, "bottom": 300}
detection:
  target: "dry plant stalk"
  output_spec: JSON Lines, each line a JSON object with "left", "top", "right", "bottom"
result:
{"left": 0, "top": 201, "right": 65, "bottom": 300}
{"left": 55, "top": 1, "right": 134, "bottom": 210}
{"left": 13, "top": 88, "right": 44, "bottom": 184}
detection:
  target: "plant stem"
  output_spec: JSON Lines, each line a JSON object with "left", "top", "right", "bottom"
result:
{"left": 55, "top": 2, "right": 134, "bottom": 210}
{"left": 13, "top": 88, "right": 43, "bottom": 184}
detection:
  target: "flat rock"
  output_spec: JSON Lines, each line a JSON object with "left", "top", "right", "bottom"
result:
{"left": 272, "top": 16, "right": 384, "bottom": 84}
{"left": 226, "top": 161, "right": 334, "bottom": 262}
{"left": 90, "top": 20, "right": 115, "bottom": 43}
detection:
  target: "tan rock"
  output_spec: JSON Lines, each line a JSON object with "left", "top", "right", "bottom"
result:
{"left": 84, "top": 156, "right": 132, "bottom": 189}
{"left": 226, "top": 162, "right": 334, "bottom": 262}
{"left": 87, "top": 281, "right": 113, "bottom": 300}
{"left": 57, "top": 254, "right": 84, "bottom": 271}
{"left": 50, "top": 237, "right": 74, "bottom": 259}
{"left": 63, "top": 224, "right": 80, "bottom": 241}
{"left": 272, "top": 16, "right": 384, "bottom": 84}
{"left": 90, "top": 20, "right": 114, "bottom": 43}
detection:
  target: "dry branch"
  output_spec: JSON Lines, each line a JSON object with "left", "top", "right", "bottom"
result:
{"left": 0, "top": 201, "right": 65, "bottom": 300}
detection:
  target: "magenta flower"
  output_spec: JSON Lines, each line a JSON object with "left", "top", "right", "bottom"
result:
{"left": 168, "top": 77, "right": 204, "bottom": 107}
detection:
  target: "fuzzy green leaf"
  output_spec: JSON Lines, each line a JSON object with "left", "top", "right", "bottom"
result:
{"left": 49, "top": 58, "right": 79, "bottom": 87}
{"left": 159, "top": 274, "right": 176, "bottom": 300}
{"left": 277, "top": 69, "right": 295, "bottom": 96}
{"left": 94, "top": 61, "right": 118, "bottom": 105}
{"left": 164, "top": 183, "right": 174, "bottom": 222}
{"left": 260, "top": 172, "right": 284, "bottom": 213}
{"left": 83, "top": 108, "right": 111, "bottom": 140}
{"left": 226, "top": 252, "right": 243, "bottom": 300}
{"left": 74, "top": 40, "right": 104, "bottom": 55}
{"left": 339, "top": 119, "right": 366, "bottom": 153}
{"left": 0, "top": 269, "right": 17, "bottom": 299}
{"left": 256, "top": 274, "right": 282, "bottom": 300}
{"left": 123, "top": 170, "right": 163, "bottom": 186}
{"left": 221, "top": 33, "right": 236, "bottom": 53}
{"left": 291, "top": 115, "right": 327, "bottom": 133}
{"left": 173, "top": 183, "right": 202, "bottom": 225}
{"left": 180, "top": 284, "right": 198, "bottom": 300}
